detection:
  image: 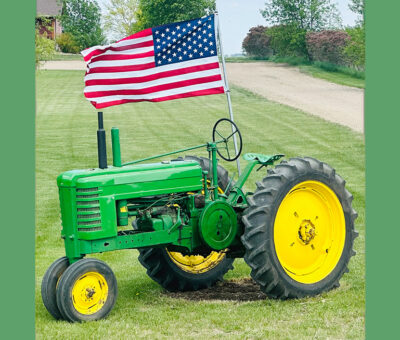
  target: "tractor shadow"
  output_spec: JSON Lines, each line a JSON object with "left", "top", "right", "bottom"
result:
{"left": 165, "top": 278, "right": 266, "bottom": 302}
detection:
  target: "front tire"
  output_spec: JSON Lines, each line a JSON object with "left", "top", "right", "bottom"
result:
{"left": 242, "top": 157, "right": 358, "bottom": 299}
{"left": 56, "top": 258, "right": 117, "bottom": 322}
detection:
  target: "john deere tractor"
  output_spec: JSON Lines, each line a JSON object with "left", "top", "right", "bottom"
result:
{"left": 41, "top": 114, "right": 357, "bottom": 322}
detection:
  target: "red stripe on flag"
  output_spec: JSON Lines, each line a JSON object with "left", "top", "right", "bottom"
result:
{"left": 84, "top": 40, "right": 154, "bottom": 62}
{"left": 88, "top": 62, "right": 155, "bottom": 74}
{"left": 91, "top": 50, "right": 155, "bottom": 62}
{"left": 119, "top": 28, "right": 152, "bottom": 41}
{"left": 83, "top": 40, "right": 153, "bottom": 61}
{"left": 91, "top": 87, "right": 225, "bottom": 109}
{"left": 107, "top": 40, "right": 154, "bottom": 52}
{"left": 85, "top": 62, "right": 221, "bottom": 86}
{"left": 84, "top": 75, "right": 223, "bottom": 98}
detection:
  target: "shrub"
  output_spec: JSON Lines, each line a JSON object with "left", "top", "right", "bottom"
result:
{"left": 242, "top": 26, "right": 272, "bottom": 58}
{"left": 35, "top": 30, "right": 56, "bottom": 67}
{"left": 343, "top": 26, "right": 365, "bottom": 70}
{"left": 56, "top": 33, "right": 80, "bottom": 54}
{"left": 306, "top": 30, "right": 349, "bottom": 65}
{"left": 267, "top": 24, "right": 308, "bottom": 58}
{"left": 270, "top": 55, "right": 310, "bottom": 66}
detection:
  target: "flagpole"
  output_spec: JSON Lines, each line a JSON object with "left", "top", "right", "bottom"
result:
{"left": 214, "top": 12, "right": 241, "bottom": 175}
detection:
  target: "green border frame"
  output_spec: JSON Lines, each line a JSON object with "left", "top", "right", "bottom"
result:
{"left": 365, "top": 0, "right": 400, "bottom": 338}
{"left": 0, "top": 1, "right": 35, "bottom": 338}
{"left": 2, "top": 0, "right": 400, "bottom": 337}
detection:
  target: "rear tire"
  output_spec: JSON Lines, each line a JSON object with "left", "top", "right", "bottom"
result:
{"left": 242, "top": 157, "right": 358, "bottom": 299}
{"left": 138, "top": 155, "right": 234, "bottom": 292}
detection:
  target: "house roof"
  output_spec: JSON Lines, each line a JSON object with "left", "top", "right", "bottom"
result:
{"left": 37, "top": 0, "right": 63, "bottom": 16}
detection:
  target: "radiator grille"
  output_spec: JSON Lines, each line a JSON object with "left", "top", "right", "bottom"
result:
{"left": 77, "top": 187, "right": 99, "bottom": 193}
{"left": 76, "top": 188, "right": 101, "bottom": 232}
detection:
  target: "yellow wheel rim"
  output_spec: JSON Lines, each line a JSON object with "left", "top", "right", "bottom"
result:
{"left": 71, "top": 272, "right": 108, "bottom": 315}
{"left": 167, "top": 181, "right": 226, "bottom": 274}
{"left": 274, "top": 180, "right": 346, "bottom": 284}
{"left": 166, "top": 250, "right": 226, "bottom": 273}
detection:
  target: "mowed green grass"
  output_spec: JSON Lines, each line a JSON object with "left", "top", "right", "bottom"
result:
{"left": 35, "top": 70, "right": 365, "bottom": 339}
{"left": 298, "top": 65, "right": 365, "bottom": 89}
{"left": 45, "top": 52, "right": 83, "bottom": 61}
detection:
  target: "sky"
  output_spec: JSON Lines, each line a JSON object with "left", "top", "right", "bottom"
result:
{"left": 97, "top": 0, "right": 359, "bottom": 55}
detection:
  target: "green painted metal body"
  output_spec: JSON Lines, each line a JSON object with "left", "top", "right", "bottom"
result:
{"left": 57, "top": 127, "right": 283, "bottom": 263}
{"left": 111, "top": 127, "right": 122, "bottom": 167}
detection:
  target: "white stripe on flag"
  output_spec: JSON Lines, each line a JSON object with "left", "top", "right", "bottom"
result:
{"left": 84, "top": 56, "right": 219, "bottom": 81}
{"left": 88, "top": 56, "right": 155, "bottom": 69}
{"left": 89, "top": 81, "right": 225, "bottom": 103}
{"left": 93, "top": 46, "right": 154, "bottom": 58}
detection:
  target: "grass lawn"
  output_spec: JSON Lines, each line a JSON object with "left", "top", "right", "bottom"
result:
{"left": 47, "top": 52, "right": 82, "bottom": 61}
{"left": 35, "top": 70, "right": 365, "bottom": 339}
{"left": 298, "top": 65, "right": 365, "bottom": 89}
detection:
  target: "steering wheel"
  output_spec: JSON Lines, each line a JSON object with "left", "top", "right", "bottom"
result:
{"left": 212, "top": 118, "right": 243, "bottom": 162}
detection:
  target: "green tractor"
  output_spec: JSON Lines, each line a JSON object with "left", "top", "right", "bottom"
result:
{"left": 41, "top": 114, "right": 357, "bottom": 322}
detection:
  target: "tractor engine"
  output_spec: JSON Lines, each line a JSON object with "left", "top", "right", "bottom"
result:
{"left": 57, "top": 159, "right": 208, "bottom": 261}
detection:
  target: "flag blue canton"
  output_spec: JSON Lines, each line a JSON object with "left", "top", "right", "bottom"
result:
{"left": 152, "top": 15, "right": 217, "bottom": 67}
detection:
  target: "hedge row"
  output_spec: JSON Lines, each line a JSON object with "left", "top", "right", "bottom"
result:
{"left": 306, "top": 30, "right": 349, "bottom": 65}
{"left": 242, "top": 25, "right": 364, "bottom": 69}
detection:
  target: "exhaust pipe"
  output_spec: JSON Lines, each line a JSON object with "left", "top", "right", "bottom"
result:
{"left": 97, "top": 111, "right": 107, "bottom": 169}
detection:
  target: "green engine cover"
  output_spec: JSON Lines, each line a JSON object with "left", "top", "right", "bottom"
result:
{"left": 199, "top": 201, "right": 238, "bottom": 250}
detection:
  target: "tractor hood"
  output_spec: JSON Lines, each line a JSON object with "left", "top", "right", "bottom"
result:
{"left": 57, "top": 160, "right": 203, "bottom": 190}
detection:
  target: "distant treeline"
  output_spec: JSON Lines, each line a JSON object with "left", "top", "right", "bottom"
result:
{"left": 242, "top": 0, "right": 365, "bottom": 70}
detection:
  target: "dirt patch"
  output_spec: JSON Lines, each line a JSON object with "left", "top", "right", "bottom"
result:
{"left": 40, "top": 60, "right": 86, "bottom": 70}
{"left": 165, "top": 278, "right": 266, "bottom": 301}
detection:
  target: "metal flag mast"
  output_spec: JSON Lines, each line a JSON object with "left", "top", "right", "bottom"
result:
{"left": 214, "top": 12, "right": 241, "bottom": 175}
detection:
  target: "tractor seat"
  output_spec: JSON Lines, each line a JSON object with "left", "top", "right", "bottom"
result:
{"left": 243, "top": 153, "right": 284, "bottom": 166}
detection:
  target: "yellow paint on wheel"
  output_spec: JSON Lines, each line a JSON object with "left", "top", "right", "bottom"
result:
{"left": 71, "top": 272, "right": 108, "bottom": 315}
{"left": 274, "top": 180, "right": 346, "bottom": 284}
{"left": 167, "top": 182, "right": 226, "bottom": 274}
{"left": 167, "top": 250, "right": 226, "bottom": 274}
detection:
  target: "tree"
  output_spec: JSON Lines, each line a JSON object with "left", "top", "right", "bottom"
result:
{"left": 261, "top": 0, "right": 342, "bottom": 31}
{"left": 103, "top": 0, "right": 139, "bottom": 40}
{"left": 346, "top": 0, "right": 364, "bottom": 69}
{"left": 61, "top": 0, "right": 106, "bottom": 50}
{"left": 343, "top": 26, "right": 365, "bottom": 70}
{"left": 268, "top": 24, "right": 308, "bottom": 57}
{"left": 349, "top": 0, "right": 364, "bottom": 17}
{"left": 134, "top": 0, "right": 215, "bottom": 31}
{"left": 242, "top": 26, "right": 272, "bottom": 58}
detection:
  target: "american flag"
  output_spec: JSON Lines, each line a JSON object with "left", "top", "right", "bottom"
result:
{"left": 81, "top": 15, "right": 225, "bottom": 109}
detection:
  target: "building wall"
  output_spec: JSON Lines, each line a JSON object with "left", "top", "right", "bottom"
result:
{"left": 36, "top": 16, "right": 62, "bottom": 40}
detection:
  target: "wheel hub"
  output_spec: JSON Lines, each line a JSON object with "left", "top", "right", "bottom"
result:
{"left": 72, "top": 272, "right": 108, "bottom": 315}
{"left": 85, "top": 287, "right": 96, "bottom": 299}
{"left": 298, "top": 220, "right": 316, "bottom": 245}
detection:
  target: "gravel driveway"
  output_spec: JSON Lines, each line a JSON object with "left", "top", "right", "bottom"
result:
{"left": 226, "top": 62, "right": 364, "bottom": 133}
{"left": 41, "top": 61, "right": 364, "bottom": 132}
